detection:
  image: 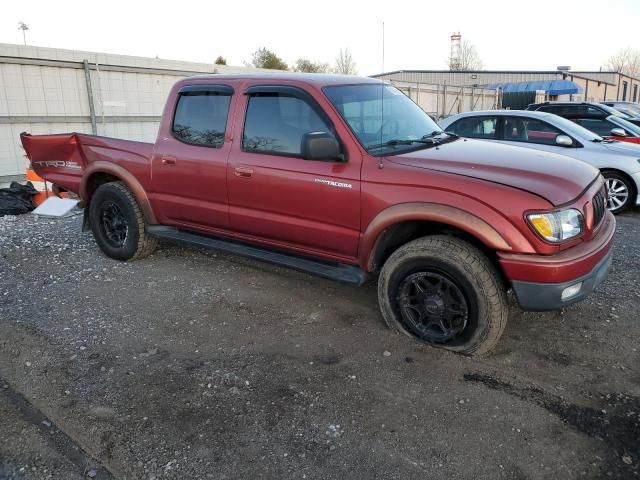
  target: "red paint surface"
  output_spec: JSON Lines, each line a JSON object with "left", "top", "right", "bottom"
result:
{"left": 604, "top": 136, "right": 640, "bottom": 144}
{"left": 20, "top": 74, "right": 613, "bottom": 288}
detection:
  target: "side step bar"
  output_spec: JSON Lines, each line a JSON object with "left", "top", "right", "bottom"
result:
{"left": 146, "top": 226, "right": 367, "bottom": 285}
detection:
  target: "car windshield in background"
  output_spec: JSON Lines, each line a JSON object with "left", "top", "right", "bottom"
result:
{"left": 600, "top": 104, "right": 631, "bottom": 118}
{"left": 548, "top": 114, "right": 604, "bottom": 142}
{"left": 617, "top": 106, "right": 640, "bottom": 117}
{"left": 324, "top": 84, "right": 447, "bottom": 155}
{"left": 611, "top": 116, "right": 640, "bottom": 136}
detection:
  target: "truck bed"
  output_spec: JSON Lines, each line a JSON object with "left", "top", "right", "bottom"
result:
{"left": 20, "top": 133, "right": 154, "bottom": 195}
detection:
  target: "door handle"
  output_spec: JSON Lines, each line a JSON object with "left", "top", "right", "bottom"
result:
{"left": 234, "top": 166, "right": 253, "bottom": 178}
{"left": 161, "top": 155, "right": 177, "bottom": 165}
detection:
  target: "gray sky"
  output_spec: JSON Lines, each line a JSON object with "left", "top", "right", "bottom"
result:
{"left": 2, "top": 0, "right": 639, "bottom": 75}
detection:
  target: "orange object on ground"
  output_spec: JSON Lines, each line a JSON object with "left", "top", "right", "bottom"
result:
{"left": 26, "top": 165, "right": 67, "bottom": 206}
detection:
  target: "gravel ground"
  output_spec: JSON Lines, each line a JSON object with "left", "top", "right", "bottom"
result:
{"left": 0, "top": 211, "right": 639, "bottom": 480}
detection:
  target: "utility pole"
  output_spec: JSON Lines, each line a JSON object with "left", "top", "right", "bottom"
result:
{"left": 18, "top": 22, "right": 29, "bottom": 46}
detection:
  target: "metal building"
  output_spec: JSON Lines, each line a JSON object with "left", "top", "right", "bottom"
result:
{"left": 373, "top": 69, "right": 640, "bottom": 105}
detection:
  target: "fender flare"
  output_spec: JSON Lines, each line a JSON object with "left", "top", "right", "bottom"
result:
{"left": 80, "top": 161, "right": 157, "bottom": 224}
{"left": 360, "top": 202, "right": 513, "bottom": 271}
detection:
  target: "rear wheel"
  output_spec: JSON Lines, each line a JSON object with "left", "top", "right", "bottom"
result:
{"left": 89, "top": 181, "right": 157, "bottom": 261}
{"left": 378, "top": 235, "right": 508, "bottom": 356}
{"left": 602, "top": 171, "right": 634, "bottom": 214}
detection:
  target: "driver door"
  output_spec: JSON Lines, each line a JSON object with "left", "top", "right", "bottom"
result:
{"left": 226, "top": 86, "right": 362, "bottom": 260}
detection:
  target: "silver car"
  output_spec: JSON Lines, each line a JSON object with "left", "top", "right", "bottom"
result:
{"left": 440, "top": 110, "right": 640, "bottom": 213}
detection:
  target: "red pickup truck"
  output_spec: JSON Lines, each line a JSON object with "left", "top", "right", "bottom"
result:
{"left": 21, "top": 73, "right": 615, "bottom": 355}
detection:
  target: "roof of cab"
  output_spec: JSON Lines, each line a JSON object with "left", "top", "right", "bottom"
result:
{"left": 179, "top": 72, "right": 384, "bottom": 87}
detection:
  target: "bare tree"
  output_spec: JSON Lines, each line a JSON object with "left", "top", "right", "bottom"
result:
{"left": 606, "top": 47, "right": 640, "bottom": 78}
{"left": 334, "top": 48, "right": 357, "bottom": 75}
{"left": 449, "top": 40, "right": 483, "bottom": 70}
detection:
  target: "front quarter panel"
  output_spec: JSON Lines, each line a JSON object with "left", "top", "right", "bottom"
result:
{"left": 358, "top": 157, "right": 558, "bottom": 270}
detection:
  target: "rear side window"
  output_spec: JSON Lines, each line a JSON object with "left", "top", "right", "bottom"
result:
{"left": 537, "top": 105, "right": 560, "bottom": 114}
{"left": 448, "top": 116, "right": 497, "bottom": 139}
{"left": 242, "top": 94, "right": 333, "bottom": 156}
{"left": 172, "top": 92, "right": 231, "bottom": 147}
{"left": 504, "top": 116, "right": 563, "bottom": 145}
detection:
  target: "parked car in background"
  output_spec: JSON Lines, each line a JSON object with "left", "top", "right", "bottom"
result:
{"left": 601, "top": 101, "right": 640, "bottom": 118}
{"left": 440, "top": 110, "right": 640, "bottom": 213}
{"left": 20, "top": 74, "right": 616, "bottom": 355}
{"left": 564, "top": 114, "right": 640, "bottom": 145}
{"left": 526, "top": 101, "right": 640, "bottom": 127}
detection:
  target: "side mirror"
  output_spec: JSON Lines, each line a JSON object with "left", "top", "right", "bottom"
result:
{"left": 610, "top": 128, "right": 627, "bottom": 137}
{"left": 555, "top": 134, "right": 574, "bottom": 147}
{"left": 301, "top": 132, "right": 343, "bottom": 161}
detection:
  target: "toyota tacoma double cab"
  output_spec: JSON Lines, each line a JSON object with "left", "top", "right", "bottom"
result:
{"left": 21, "top": 74, "right": 615, "bottom": 355}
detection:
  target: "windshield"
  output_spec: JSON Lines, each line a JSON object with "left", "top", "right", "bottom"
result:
{"left": 549, "top": 114, "right": 604, "bottom": 141}
{"left": 616, "top": 106, "right": 640, "bottom": 117}
{"left": 610, "top": 116, "right": 640, "bottom": 136}
{"left": 606, "top": 103, "right": 640, "bottom": 116}
{"left": 323, "top": 84, "right": 445, "bottom": 155}
{"left": 598, "top": 103, "right": 631, "bottom": 119}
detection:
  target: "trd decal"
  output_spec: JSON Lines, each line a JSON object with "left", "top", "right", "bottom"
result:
{"left": 33, "top": 160, "right": 82, "bottom": 169}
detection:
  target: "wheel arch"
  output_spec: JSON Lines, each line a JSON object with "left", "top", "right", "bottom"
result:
{"left": 600, "top": 168, "right": 638, "bottom": 195}
{"left": 361, "top": 203, "right": 512, "bottom": 274}
{"left": 80, "top": 161, "right": 157, "bottom": 224}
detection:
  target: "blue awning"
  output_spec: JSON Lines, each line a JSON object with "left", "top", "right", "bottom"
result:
{"left": 483, "top": 79, "right": 582, "bottom": 95}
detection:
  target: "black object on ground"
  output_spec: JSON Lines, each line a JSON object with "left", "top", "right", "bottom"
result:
{"left": 0, "top": 182, "right": 38, "bottom": 216}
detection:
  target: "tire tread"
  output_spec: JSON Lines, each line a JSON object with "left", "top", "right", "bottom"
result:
{"left": 378, "top": 235, "right": 508, "bottom": 356}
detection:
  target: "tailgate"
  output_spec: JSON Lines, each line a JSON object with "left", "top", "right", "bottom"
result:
{"left": 20, "top": 133, "right": 86, "bottom": 195}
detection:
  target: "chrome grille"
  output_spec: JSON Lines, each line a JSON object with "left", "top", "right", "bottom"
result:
{"left": 592, "top": 189, "right": 606, "bottom": 227}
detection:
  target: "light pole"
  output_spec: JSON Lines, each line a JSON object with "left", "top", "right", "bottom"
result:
{"left": 18, "top": 22, "right": 29, "bottom": 46}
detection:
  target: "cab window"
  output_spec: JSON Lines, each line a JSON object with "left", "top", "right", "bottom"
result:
{"left": 242, "top": 93, "right": 334, "bottom": 156}
{"left": 172, "top": 91, "right": 231, "bottom": 147}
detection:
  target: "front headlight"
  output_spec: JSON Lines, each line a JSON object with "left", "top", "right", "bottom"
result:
{"left": 527, "top": 209, "right": 584, "bottom": 242}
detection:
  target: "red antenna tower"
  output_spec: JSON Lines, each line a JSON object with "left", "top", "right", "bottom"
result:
{"left": 450, "top": 32, "right": 462, "bottom": 70}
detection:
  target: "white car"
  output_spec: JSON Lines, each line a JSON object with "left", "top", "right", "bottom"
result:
{"left": 440, "top": 110, "right": 640, "bottom": 213}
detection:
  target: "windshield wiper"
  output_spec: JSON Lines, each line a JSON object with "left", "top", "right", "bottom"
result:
{"left": 366, "top": 138, "right": 437, "bottom": 151}
{"left": 423, "top": 130, "right": 460, "bottom": 145}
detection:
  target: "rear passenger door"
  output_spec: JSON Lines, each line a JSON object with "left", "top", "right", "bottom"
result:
{"left": 151, "top": 84, "right": 235, "bottom": 229}
{"left": 226, "top": 85, "right": 361, "bottom": 260}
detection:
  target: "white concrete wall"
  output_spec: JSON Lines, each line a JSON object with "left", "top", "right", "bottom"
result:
{"left": 0, "top": 43, "right": 273, "bottom": 177}
{"left": 391, "top": 81, "right": 498, "bottom": 119}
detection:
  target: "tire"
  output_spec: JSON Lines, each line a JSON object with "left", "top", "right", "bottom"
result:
{"left": 602, "top": 171, "right": 635, "bottom": 214}
{"left": 89, "top": 181, "right": 158, "bottom": 261}
{"left": 378, "top": 235, "right": 508, "bottom": 356}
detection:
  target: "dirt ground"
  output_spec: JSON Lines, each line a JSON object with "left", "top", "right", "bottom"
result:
{"left": 0, "top": 212, "right": 638, "bottom": 480}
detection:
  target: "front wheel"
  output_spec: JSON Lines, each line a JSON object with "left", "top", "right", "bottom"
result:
{"left": 89, "top": 181, "right": 158, "bottom": 261}
{"left": 378, "top": 235, "right": 508, "bottom": 356}
{"left": 603, "top": 171, "right": 634, "bottom": 214}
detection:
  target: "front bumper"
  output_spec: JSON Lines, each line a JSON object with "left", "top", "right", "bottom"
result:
{"left": 499, "top": 211, "right": 615, "bottom": 311}
{"left": 511, "top": 250, "right": 612, "bottom": 311}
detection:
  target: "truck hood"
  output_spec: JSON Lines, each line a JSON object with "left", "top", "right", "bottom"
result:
{"left": 389, "top": 139, "right": 599, "bottom": 206}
